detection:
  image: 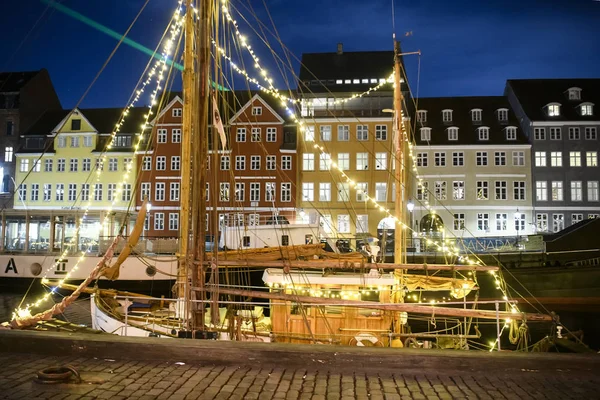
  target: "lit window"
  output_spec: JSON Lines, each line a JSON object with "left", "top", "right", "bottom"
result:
{"left": 581, "top": 103, "right": 594, "bottom": 116}
{"left": 547, "top": 104, "right": 560, "bottom": 117}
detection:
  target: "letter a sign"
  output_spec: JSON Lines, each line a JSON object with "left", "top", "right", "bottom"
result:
{"left": 5, "top": 258, "right": 17, "bottom": 274}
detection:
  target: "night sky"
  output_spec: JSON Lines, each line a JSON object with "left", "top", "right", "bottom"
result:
{"left": 1, "top": 0, "right": 599, "bottom": 109}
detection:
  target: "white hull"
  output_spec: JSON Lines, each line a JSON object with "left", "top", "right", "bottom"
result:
{"left": 220, "top": 223, "right": 323, "bottom": 250}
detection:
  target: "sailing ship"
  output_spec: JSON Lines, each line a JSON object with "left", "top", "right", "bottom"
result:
{"left": 6, "top": 0, "right": 561, "bottom": 351}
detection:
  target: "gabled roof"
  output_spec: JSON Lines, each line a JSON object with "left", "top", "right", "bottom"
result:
{"left": 228, "top": 93, "right": 285, "bottom": 124}
{"left": 506, "top": 79, "right": 600, "bottom": 121}
{"left": 217, "top": 90, "right": 297, "bottom": 124}
{"left": 414, "top": 96, "right": 528, "bottom": 146}
{"left": 0, "top": 70, "right": 41, "bottom": 93}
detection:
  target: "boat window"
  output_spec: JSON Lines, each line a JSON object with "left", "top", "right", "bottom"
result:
{"left": 281, "top": 235, "right": 289, "bottom": 246}
{"left": 243, "top": 236, "right": 250, "bottom": 247}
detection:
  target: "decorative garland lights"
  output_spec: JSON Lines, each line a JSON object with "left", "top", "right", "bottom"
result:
{"left": 12, "top": 1, "right": 186, "bottom": 320}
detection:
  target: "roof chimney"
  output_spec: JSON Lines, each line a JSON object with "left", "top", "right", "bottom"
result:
{"left": 337, "top": 43, "right": 343, "bottom": 55}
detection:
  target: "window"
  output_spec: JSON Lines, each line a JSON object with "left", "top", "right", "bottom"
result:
{"left": 304, "top": 126, "right": 315, "bottom": 142}
{"left": 155, "top": 183, "right": 165, "bottom": 201}
{"left": 536, "top": 181, "right": 548, "bottom": 201}
{"left": 250, "top": 183, "right": 260, "bottom": 202}
{"left": 107, "top": 183, "right": 117, "bottom": 201}
{"left": 31, "top": 184, "right": 39, "bottom": 201}
{"left": 281, "top": 183, "right": 292, "bottom": 202}
{"left": 515, "top": 213, "right": 526, "bottom": 232}
{"left": 220, "top": 182, "right": 230, "bottom": 202}
{"left": 109, "top": 158, "right": 118, "bottom": 171}
{"left": 252, "top": 106, "right": 262, "bottom": 115}
{"left": 572, "top": 214, "right": 583, "bottom": 225}
{"left": 18, "top": 184, "right": 26, "bottom": 202}
{"left": 550, "top": 152, "right": 562, "bottom": 167}
{"left": 154, "top": 213, "right": 165, "bottom": 230}
{"left": 141, "top": 182, "right": 150, "bottom": 201}
{"left": 497, "top": 109, "right": 508, "bottom": 121}
{"left": 453, "top": 181, "right": 465, "bottom": 200}
{"left": 569, "top": 127, "right": 580, "bottom": 140}
{"left": 319, "top": 125, "right": 331, "bottom": 141}
{"left": 57, "top": 137, "right": 66, "bottom": 148}
{"left": 157, "top": 129, "right": 167, "bottom": 143}
{"left": 534, "top": 128, "right": 546, "bottom": 140}
{"left": 356, "top": 215, "right": 369, "bottom": 234}
{"left": 477, "top": 213, "right": 489, "bottom": 231}
{"left": 550, "top": 127, "right": 561, "bottom": 140}
{"left": 45, "top": 159, "right": 53, "bottom": 172}
{"left": 248, "top": 214, "right": 260, "bottom": 226}
{"left": 71, "top": 119, "right": 81, "bottom": 130}
{"left": 319, "top": 153, "right": 330, "bottom": 170}
{"left": 69, "top": 158, "right": 78, "bottom": 172}
{"left": 585, "top": 127, "right": 597, "bottom": 140}
{"left": 375, "top": 125, "right": 387, "bottom": 140}
{"left": 417, "top": 110, "right": 427, "bottom": 123}
{"left": 494, "top": 152, "right": 506, "bottom": 166}
{"left": 337, "top": 215, "right": 350, "bottom": 233}
{"left": 356, "top": 125, "right": 368, "bottom": 141}
{"left": 588, "top": 181, "right": 599, "bottom": 202}
{"left": 232, "top": 182, "right": 244, "bottom": 202}
{"left": 67, "top": 136, "right": 79, "bottom": 148}
{"left": 568, "top": 88, "right": 581, "bottom": 100}
{"left": 319, "top": 183, "right": 331, "bottom": 201}
{"left": 43, "top": 184, "right": 51, "bottom": 201}
{"left": 571, "top": 181, "right": 582, "bottom": 201}
{"left": 33, "top": 160, "right": 40, "bottom": 172}
{"left": 265, "top": 182, "right": 275, "bottom": 202}
{"left": 552, "top": 214, "right": 564, "bottom": 232}
{"left": 81, "top": 184, "right": 89, "bottom": 201}
{"left": 142, "top": 156, "right": 151, "bottom": 170}
{"left": 478, "top": 127, "right": 489, "bottom": 141}
{"left": 476, "top": 181, "right": 488, "bottom": 200}
{"left": 94, "top": 184, "right": 103, "bottom": 201}
{"left": 495, "top": 181, "right": 507, "bottom": 200}
{"left": 590, "top": 214, "right": 600, "bottom": 219}
{"left": 442, "top": 109, "right": 452, "bottom": 122}
{"left": 547, "top": 104, "right": 560, "bottom": 117}
{"left": 512, "top": 151, "right": 525, "bottom": 166}
{"left": 266, "top": 155, "right": 276, "bottom": 170}
{"left": 337, "top": 183, "right": 350, "bottom": 201}
{"left": 535, "top": 152, "right": 546, "bottom": 167}
{"left": 6, "top": 120, "right": 14, "bottom": 136}
{"left": 453, "top": 214, "right": 465, "bottom": 230}
{"left": 506, "top": 127, "right": 517, "bottom": 140}
{"left": 536, "top": 214, "right": 548, "bottom": 232}
{"left": 375, "top": 183, "right": 387, "bottom": 202}
{"left": 172, "top": 108, "right": 182, "bottom": 117}
{"left": 337, "top": 125, "right": 349, "bottom": 141}
{"left": 57, "top": 159, "right": 65, "bottom": 172}
{"left": 420, "top": 128, "right": 431, "bottom": 141}
{"left": 434, "top": 181, "right": 447, "bottom": 200}
{"left": 417, "top": 182, "right": 429, "bottom": 201}
{"left": 447, "top": 127, "right": 458, "bottom": 141}
{"left": 581, "top": 104, "right": 593, "bottom": 116}
{"left": 417, "top": 153, "right": 428, "bottom": 167}
{"left": 237, "top": 128, "right": 246, "bottom": 142}
{"left": 587, "top": 152, "right": 598, "bottom": 167}
{"left": 356, "top": 153, "right": 368, "bottom": 170}
{"left": 156, "top": 156, "right": 166, "bottom": 170}
{"left": 251, "top": 127, "right": 261, "bottom": 142}
{"left": 302, "top": 154, "right": 315, "bottom": 171}
{"left": 220, "top": 155, "right": 230, "bottom": 170}
{"left": 281, "top": 155, "right": 291, "bottom": 170}
{"left": 171, "top": 156, "right": 180, "bottom": 170}
{"left": 337, "top": 153, "right": 349, "bottom": 170}
{"left": 169, "top": 213, "right": 179, "bottom": 231}
{"left": 20, "top": 159, "right": 29, "bottom": 172}
{"left": 496, "top": 213, "right": 507, "bottom": 231}
{"left": 514, "top": 181, "right": 526, "bottom": 200}
{"left": 122, "top": 183, "right": 132, "bottom": 201}
{"left": 434, "top": 152, "right": 446, "bottom": 167}
{"left": 356, "top": 182, "right": 367, "bottom": 201}
{"left": 172, "top": 129, "right": 181, "bottom": 143}
{"left": 375, "top": 153, "right": 387, "bottom": 170}
{"left": 471, "top": 109, "right": 482, "bottom": 122}
{"left": 170, "top": 182, "right": 180, "bottom": 201}
{"left": 302, "top": 183, "right": 314, "bottom": 201}
{"left": 569, "top": 152, "right": 581, "bottom": 167}
{"left": 476, "top": 152, "right": 488, "bottom": 166}
{"left": 123, "top": 158, "right": 132, "bottom": 171}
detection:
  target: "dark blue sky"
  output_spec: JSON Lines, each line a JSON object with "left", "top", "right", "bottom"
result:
{"left": 2, "top": 0, "right": 599, "bottom": 109}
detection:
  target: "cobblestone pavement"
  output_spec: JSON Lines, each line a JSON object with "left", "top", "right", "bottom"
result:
{"left": 0, "top": 353, "right": 599, "bottom": 400}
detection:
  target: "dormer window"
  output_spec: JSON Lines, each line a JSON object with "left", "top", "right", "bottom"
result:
{"left": 172, "top": 108, "right": 182, "bottom": 117}
{"left": 447, "top": 127, "right": 458, "bottom": 141}
{"left": 71, "top": 119, "right": 81, "bottom": 130}
{"left": 506, "top": 126, "right": 517, "bottom": 141}
{"left": 417, "top": 110, "right": 427, "bottom": 123}
{"left": 547, "top": 103, "right": 561, "bottom": 117}
{"left": 252, "top": 106, "right": 262, "bottom": 116}
{"left": 580, "top": 102, "right": 594, "bottom": 116}
{"left": 471, "top": 109, "right": 482, "bottom": 122}
{"left": 567, "top": 87, "right": 582, "bottom": 100}
{"left": 420, "top": 127, "right": 431, "bottom": 141}
{"left": 478, "top": 127, "right": 489, "bottom": 141}
{"left": 442, "top": 109, "right": 453, "bottom": 122}
{"left": 497, "top": 108, "right": 508, "bottom": 122}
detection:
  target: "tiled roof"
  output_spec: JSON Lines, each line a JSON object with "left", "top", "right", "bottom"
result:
{"left": 22, "top": 109, "right": 70, "bottom": 136}
{"left": 414, "top": 96, "right": 528, "bottom": 146}
{"left": 506, "top": 79, "right": 600, "bottom": 121}
{"left": 0, "top": 70, "right": 41, "bottom": 92}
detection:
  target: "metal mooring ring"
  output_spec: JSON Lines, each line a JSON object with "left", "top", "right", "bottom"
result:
{"left": 36, "top": 365, "right": 81, "bottom": 384}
